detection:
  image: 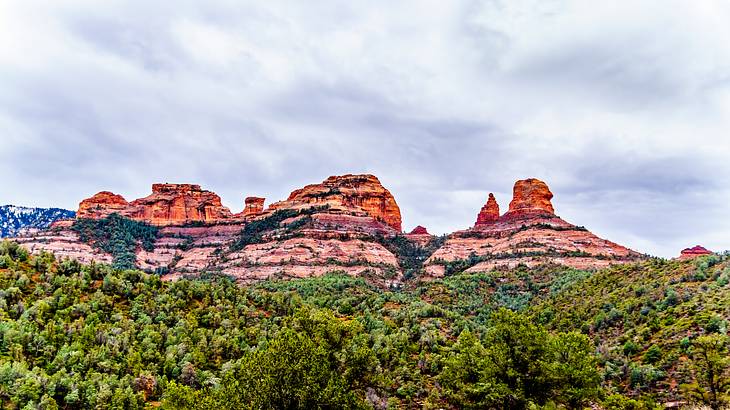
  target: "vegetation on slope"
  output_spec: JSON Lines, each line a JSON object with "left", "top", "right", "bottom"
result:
{"left": 71, "top": 214, "right": 158, "bottom": 270}
{"left": 1, "top": 240, "right": 601, "bottom": 409}
{"left": 531, "top": 254, "right": 730, "bottom": 406}
{"left": 229, "top": 206, "right": 329, "bottom": 251}
{"left": 1, "top": 239, "right": 729, "bottom": 409}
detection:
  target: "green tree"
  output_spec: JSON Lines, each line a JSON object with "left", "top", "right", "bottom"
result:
{"left": 547, "top": 332, "right": 602, "bottom": 408}
{"left": 440, "top": 330, "right": 505, "bottom": 409}
{"left": 440, "top": 309, "right": 601, "bottom": 409}
{"left": 682, "top": 334, "right": 730, "bottom": 410}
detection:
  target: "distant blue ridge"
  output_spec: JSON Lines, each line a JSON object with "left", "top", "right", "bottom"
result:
{"left": 0, "top": 205, "right": 75, "bottom": 238}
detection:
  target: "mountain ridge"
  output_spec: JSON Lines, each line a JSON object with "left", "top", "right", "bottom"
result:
{"left": 11, "top": 174, "right": 648, "bottom": 284}
{"left": 0, "top": 205, "right": 75, "bottom": 238}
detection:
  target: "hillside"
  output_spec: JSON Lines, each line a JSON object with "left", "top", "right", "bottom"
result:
{"left": 533, "top": 253, "right": 730, "bottom": 402}
{"left": 1, "top": 240, "right": 728, "bottom": 409}
{"left": 0, "top": 206, "right": 74, "bottom": 238}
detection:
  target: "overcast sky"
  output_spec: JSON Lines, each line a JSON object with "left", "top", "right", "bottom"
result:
{"left": 1, "top": 1, "right": 729, "bottom": 257}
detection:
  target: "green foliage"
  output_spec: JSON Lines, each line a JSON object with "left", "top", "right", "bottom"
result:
{"left": 376, "top": 234, "right": 446, "bottom": 279}
{"left": 2, "top": 241, "right": 729, "bottom": 408}
{"left": 623, "top": 340, "right": 639, "bottom": 356}
{"left": 440, "top": 309, "right": 601, "bottom": 409}
{"left": 681, "top": 334, "right": 730, "bottom": 409}
{"left": 602, "top": 394, "right": 661, "bottom": 410}
{"left": 531, "top": 254, "right": 730, "bottom": 398}
{"left": 71, "top": 214, "right": 158, "bottom": 270}
{"left": 642, "top": 344, "right": 662, "bottom": 364}
{"left": 163, "top": 309, "right": 375, "bottom": 409}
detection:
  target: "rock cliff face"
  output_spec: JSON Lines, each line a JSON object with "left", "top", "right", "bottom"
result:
{"left": 679, "top": 245, "right": 713, "bottom": 259}
{"left": 15, "top": 175, "right": 645, "bottom": 285}
{"left": 267, "top": 174, "right": 402, "bottom": 231}
{"left": 243, "top": 197, "right": 265, "bottom": 218}
{"left": 76, "top": 184, "right": 232, "bottom": 226}
{"left": 77, "top": 191, "right": 129, "bottom": 219}
{"left": 127, "top": 184, "right": 232, "bottom": 225}
{"left": 475, "top": 193, "right": 500, "bottom": 226}
{"left": 502, "top": 178, "right": 555, "bottom": 221}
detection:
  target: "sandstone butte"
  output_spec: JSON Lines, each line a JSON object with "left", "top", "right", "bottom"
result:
{"left": 424, "top": 178, "right": 644, "bottom": 276}
{"left": 14, "top": 175, "right": 647, "bottom": 285}
{"left": 77, "top": 184, "right": 233, "bottom": 226}
{"left": 502, "top": 178, "right": 555, "bottom": 221}
{"left": 405, "top": 225, "right": 434, "bottom": 247}
{"left": 73, "top": 175, "right": 402, "bottom": 230}
{"left": 678, "top": 245, "right": 713, "bottom": 259}
{"left": 475, "top": 193, "right": 500, "bottom": 226}
{"left": 266, "top": 174, "right": 402, "bottom": 231}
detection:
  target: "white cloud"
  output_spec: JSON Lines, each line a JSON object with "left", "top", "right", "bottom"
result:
{"left": 0, "top": 0, "right": 729, "bottom": 257}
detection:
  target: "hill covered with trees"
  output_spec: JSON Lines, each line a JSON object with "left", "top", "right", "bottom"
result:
{"left": 1, "top": 240, "right": 729, "bottom": 409}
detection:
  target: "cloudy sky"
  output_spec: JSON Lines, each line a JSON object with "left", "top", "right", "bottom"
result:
{"left": 1, "top": 1, "right": 729, "bottom": 257}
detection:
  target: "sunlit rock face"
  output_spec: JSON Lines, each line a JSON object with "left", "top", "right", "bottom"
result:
{"left": 267, "top": 174, "right": 402, "bottom": 231}
{"left": 126, "top": 184, "right": 233, "bottom": 226}
{"left": 242, "top": 197, "right": 265, "bottom": 218}
{"left": 76, "top": 184, "right": 233, "bottom": 226}
{"left": 475, "top": 193, "right": 500, "bottom": 226}
{"left": 77, "top": 191, "right": 129, "bottom": 219}
{"left": 501, "top": 178, "right": 555, "bottom": 221}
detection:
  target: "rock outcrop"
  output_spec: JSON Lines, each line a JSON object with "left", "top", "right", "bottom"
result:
{"left": 501, "top": 178, "right": 555, "bottom": 221}
{"left": 423, "top": 178, "right": 643, "bottom": 277}
{"left": 17, "top": 175, "right": 645, "bottom": 285}
{"left": 243, "top": 197, "right": 265, "bottom": 218}
{"left": 267, "top": 174, "right": 402, "bottom": 231}
{"left": 475, "top": 193, "right": 500, "bottom": 226}
{"left": 406, "top": 225, "right": 435, "bottom": 246}
{"left": 679, "top": 245, "right": 713, "bottom": 259}
{"left": 127, "top": 184, "right": 232, "bottom": 225}
{"left": 77, "top": 191, "right": 129, "bottom": 218}
{"left": 76, "top": 184, "right": 233, "bottom": 226}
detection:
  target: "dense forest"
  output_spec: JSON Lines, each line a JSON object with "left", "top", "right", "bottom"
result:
{"left": 1, "top": 239, "right": 729, "bottom": 409}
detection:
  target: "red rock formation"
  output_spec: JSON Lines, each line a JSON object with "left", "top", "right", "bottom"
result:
{"left": 22, "top": 175, "right": 646, "bottom": 284}
{"left": 76, "top": 184, "right": 232, "bottom": 226}
{"left": 243, "top": 197, "right": 265, "bottom": 218}
{"left": 475, "top": 193, "right": 500, "bottom": 226}
{"left": 126, "top": 184, "right": 232, "bottom": 225}
{"left": 406, "top": 225, "right": 434, "bottom": 246}
{"left": 679, "top": 245, "right": 713, "bottom": 259}
{"left": 268, "top": 174, "right": 402, "bottom": 231}
{"left": 77, "top": 191, "right": 129, "bottom": 218}
{"left": 501, "top": 178, "right": 555, "bottom": 221}
{"left": 422, "top": 177, "right": 643, "bottom": 277}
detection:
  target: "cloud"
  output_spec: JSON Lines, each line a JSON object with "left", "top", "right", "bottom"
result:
{"left": 1, "top": 0, "right": 729, "bottom": 257}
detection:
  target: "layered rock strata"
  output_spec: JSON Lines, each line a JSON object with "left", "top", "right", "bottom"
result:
{"left": 15, "top": 175, "right": 644, "bottom": 285}
{"left": 679, "top": 245, "right": 713, "bottom": 259}
{"left": 475, "top": 193, "right": 500, "bottom": 226}
{"left": 267, "top": 174, "right": 402, "bottom": 231}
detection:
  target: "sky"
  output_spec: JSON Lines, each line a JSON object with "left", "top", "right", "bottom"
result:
{"left": 1, "top": 0, "right": 729, "bottom": 258}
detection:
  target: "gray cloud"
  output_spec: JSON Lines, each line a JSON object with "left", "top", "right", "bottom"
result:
{"left": 1, "top": 0, "right": 729, "bottom": 257}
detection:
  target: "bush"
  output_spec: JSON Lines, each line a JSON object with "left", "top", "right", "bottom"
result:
{"left": 643, "top": 345, "right": 662, "bottom": 364}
